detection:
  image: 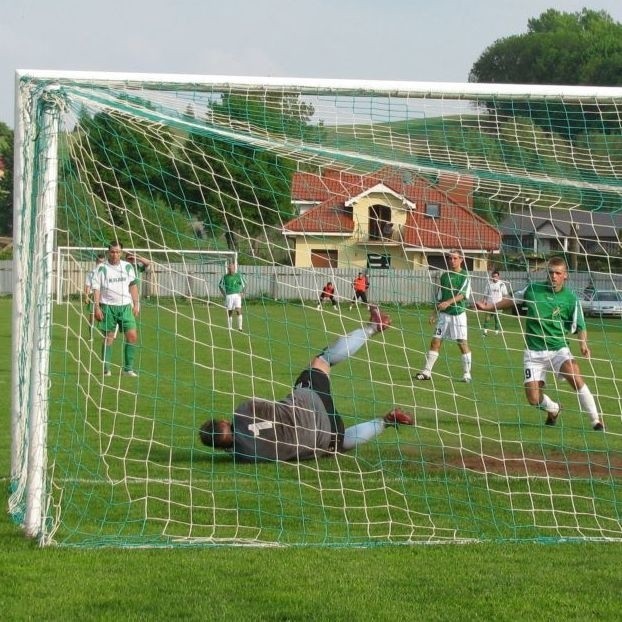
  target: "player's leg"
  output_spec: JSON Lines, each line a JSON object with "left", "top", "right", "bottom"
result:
{"left": 415, "top": 317, "right": 444, "bottom": 380}
{"left": 524, "top": 351, "right": 560, "bottom": 425}
{"left": 312, "top": 306, "right": 390, "bottom": 369}
{"left": 342, "top": 408, "right": 414, "bottom": 450}
{"left": 224, "top": 295, "right": 233, "bottom": 329}
{"left": 120, "top": 307, "right": 138, "bottom": 375}
{"left": 457, "top": 340, "right": 472, "bottom": 382}
{"left": 493, "top": 311, "right": 501, "bottom": 332}
{"left": 454, "top": 315, "right": 471, "bottom": 382}
{"left": 237, "top": 293, "right": 244, "bottom": 330}
{"left": 557, "top": 356, "right": 604, "bottom": 430}
{"left": 99, "top": 305, "right": 117, "bottom": 375}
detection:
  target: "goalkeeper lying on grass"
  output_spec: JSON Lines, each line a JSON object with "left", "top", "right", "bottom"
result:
{"left": 200, "top": 306, "right": 414, "bottom": 462}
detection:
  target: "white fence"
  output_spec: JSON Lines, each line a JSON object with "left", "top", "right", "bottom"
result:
{"left": 0, "top": 260, "right": 620, "bottom": 304}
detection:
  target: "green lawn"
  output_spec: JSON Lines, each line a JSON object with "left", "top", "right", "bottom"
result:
{"left": 3, "top": 298, "right": 622, "bottom": 620}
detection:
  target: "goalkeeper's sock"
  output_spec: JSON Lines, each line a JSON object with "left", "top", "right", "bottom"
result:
{"left": 124, "top": 342, "right": 137, "bottom": 371}
{"left": 341, "top": 419, "right": 386, "bottom": 450}
{"left": 319, "top": 328, "right": 370, "bottom": 366}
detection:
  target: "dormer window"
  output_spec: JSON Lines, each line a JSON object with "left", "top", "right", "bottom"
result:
{"left": 425, "top": 202, "right": 440, "bottom": 218}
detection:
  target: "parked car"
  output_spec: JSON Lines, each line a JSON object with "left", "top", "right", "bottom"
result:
{"left": 581, "top": 290, "right": 622, "bottom": 318}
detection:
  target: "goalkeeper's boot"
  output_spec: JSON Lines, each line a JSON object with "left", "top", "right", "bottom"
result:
{"left": 384, "top": 408, "right": 414, "bottom": 427}
{"left": 369, "top": 305, "right": 391, "bottom": 332}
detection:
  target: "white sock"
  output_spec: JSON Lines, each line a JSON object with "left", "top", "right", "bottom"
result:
{"left": 342, "top": 419, "right": 385, "bottom": 450}
{"left": 461, "top": 352, "right": 472, "bottom": 375}
{"left": 237, "top": 315, "right": 243, "bottom": 330}
{"left": 423, "top": 351, "right": 439, "bottom": 374}
{"left": 577, "top": 384, "right": 600, "bottom": 424}
{"left": 320, "top": 328, "right": 370, "bottom": 366}
{"left": 227, "top": 315, "right": 233, "bottom": 329}
{"left": 538, "top": 394, "right": 559, "bottom": 414}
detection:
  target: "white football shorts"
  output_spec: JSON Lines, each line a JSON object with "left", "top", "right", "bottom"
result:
{"left": 523, "top": 347, "right": 573, "bottom": 384}
{"left": 225, "top": 293, "right": 243, "bottom": 311}
{"left": 434, "top": 312, "right": 468, "bottom": 342}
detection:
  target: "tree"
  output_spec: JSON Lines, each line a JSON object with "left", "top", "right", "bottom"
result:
{"left": 70, "top": 108, "right": 179, "bottom": 228}
{"left": 470, "top": 9, "right": 622, "bottom": 86}
{"left": 0, "top": 122, "right": 13, "bottom": 236}
{"left": 175, "top": 91, "right": 314, "bottom": 252}
{"left": 469, "top": 9, "right": 622, "bottom": 137}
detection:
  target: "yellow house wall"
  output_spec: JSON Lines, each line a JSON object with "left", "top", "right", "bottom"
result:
{"left": 290, "top": 193, "right": 491, "bottom": 271}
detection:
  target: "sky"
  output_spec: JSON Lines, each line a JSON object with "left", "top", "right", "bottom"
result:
{"left": 2, "top": 0, "right": 622, "bottom": 127}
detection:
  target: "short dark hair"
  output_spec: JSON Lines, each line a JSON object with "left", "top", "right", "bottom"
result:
{"left": 108, "top": 240, "right": 123, "bottom": 250}
{"left": 199, "top": 419, "right": 233, "bottom": 449}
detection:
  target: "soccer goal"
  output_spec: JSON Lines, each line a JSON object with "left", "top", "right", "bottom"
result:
{"left": 11, "top": 70, "right": 622, "bottom": 547}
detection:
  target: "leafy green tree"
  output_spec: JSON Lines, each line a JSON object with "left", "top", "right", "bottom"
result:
{"left": 70, "top": 109, "right": 179, "bottom": 228}
{"left": 0, "top": 122, "right": 13, "bottom": 236}
{"left": 469, "top": 9, "right": 622, "bottom": 137}
{"left": 470, "top": 9, "right": 622, "bottom": 86}
{"left": 175, "top": 91, "right": 314, "bottom": 251}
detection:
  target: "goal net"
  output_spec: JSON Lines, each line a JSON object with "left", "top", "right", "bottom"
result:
{"left": 11, "top": 71, "right": 622, "bottom": 547}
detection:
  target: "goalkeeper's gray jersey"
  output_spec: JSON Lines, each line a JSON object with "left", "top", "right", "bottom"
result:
{"left": 231, "top": 388, "right": 335, "bottom": 462}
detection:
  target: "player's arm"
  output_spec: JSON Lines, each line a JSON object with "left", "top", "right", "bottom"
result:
{"left": 129, "top": 282, "right": 140, "bottom": 317}
{"left": 437, "top": 275, "right": 469, "bottom": 311}
{"left": 575, "top": 329, "right": 591, "bottom": 358}
{"left": 475, "top": 295, "right": 514, "bottom": 312}
{"left": 92, "top": 285, "right": 103, "bottom": 321}
{"left": 127, "top": 253, "right": 151, "bottom": 268}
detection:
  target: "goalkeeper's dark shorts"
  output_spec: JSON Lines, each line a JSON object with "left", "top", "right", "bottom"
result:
{"left": 293, "top": 367, "right": 344, "bottom": 451}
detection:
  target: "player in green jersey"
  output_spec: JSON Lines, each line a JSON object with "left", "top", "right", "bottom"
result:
{"left": 476, "top": 256, "right": 604, "bottom": 431}
{"left": 218, "top": 263, "right": 247, "bottom": 331}
{"left": 415, "top": 250, "right": 473, "bottom": 382}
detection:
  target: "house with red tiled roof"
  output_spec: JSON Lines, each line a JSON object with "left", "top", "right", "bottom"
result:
{"left": 283, "top": 167, "right": 501, "bottom": 270}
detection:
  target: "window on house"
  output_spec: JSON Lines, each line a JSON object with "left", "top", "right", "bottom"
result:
{"left": 425, "top": 203, "right": 440, "bottom": 218}
{"left": 310, "top": 249, "right": 338, "bottom": 268}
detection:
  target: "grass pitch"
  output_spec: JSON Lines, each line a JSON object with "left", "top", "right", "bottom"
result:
{"left": 2, "top": 298, "right": 622, "bottom": 619}
{"left": 23, "top": 298, "right": 622, "bottom": 545}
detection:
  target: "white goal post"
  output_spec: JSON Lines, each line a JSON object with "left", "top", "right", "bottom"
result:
{"left": 10, "top": 70, "right": 622, "bottom": 546}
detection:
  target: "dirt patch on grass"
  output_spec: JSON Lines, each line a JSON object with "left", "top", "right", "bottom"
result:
{"left": 444, "top": 450, "right": 622, "bottom": 478}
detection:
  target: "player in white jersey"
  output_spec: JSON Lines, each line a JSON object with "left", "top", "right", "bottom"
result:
{"left": 92, "top": 241, "right": 140, "bottom": 377}
{"left": 481, "top": 270, "right": 508, "bottom": 334}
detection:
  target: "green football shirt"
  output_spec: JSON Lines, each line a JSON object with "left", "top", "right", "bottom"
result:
{"left": 219, "top": 271, "right": 246, "bottom": 295}
{"left": 437, "top": 268, "right": 471, "bottom": 316}
{"left": 516, "top": 281, "right": 585, "bottom": 351}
